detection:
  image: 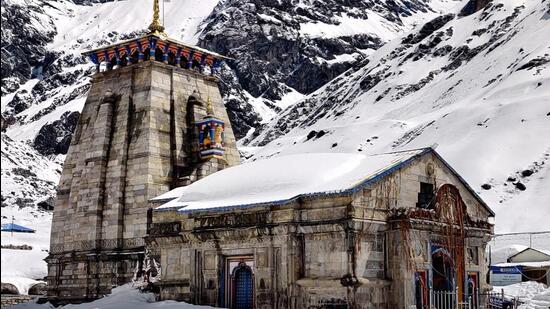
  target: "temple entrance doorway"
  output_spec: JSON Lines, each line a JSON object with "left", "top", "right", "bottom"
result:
{"left": 432, "top": 245, "right": 454, "bottom": 291}
{"left": 223, "top": 256, "right": 254, "bottom": 309}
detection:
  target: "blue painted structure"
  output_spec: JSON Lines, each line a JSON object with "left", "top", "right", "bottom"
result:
{"left": 1, "top": 223, "right": 36, "bottom": 233}
{"left": 233, "top": 263, "right": 254, "bottom": 309}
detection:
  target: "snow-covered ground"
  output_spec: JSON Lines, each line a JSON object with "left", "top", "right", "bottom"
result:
{"left": 1, "top": 206, "right": 51, "bottom": 294}
{"left": 8, "top": 284, "right": 214, "bottom": 309}
{"left": 1, "top": 135, "right": 57, "bottom": 294}
{"left": 493, "top": 281, "right": 550, "bottom": 309}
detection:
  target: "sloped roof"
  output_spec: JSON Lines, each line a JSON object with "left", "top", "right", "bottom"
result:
{"left": 1, "top": 223, "right": 35, "bottom": 233}
{"left": 154, "top": 147, "right": 493, "bottom": 215}
{"left": 508, "top": 247, "right": 550, "bottom": 262}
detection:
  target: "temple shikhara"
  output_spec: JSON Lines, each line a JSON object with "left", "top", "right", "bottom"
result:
{"left": 46, "top": 0, "right": 239, "bottom": 303}
{"left": 46, "top": 2, "right": 495, "bottom": 308}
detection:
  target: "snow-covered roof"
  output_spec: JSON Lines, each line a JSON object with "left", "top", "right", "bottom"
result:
{"left": 490, "top": 245, "right": 529, "bottom": 264}
{"left": 508, "top": 247, "right": 550, "bottom": 261}
{"left": 494, "top": 261, "right": 550, "bottom": 268}
{"left": 154, "top": 147, "right": 492, "bottom": 215}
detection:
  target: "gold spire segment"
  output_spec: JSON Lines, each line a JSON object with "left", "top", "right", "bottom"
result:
{"left": 148, "top": 0, "right": 166, "bottom": 36}
{"left": 206, "top": 97, "right": 214, "bottom": 116}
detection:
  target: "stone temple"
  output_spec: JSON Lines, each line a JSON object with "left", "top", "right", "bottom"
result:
{"left": 46, "top": 0, "right": 239, "bottom": 303}
{"left": 47, "top": 2, "right": 495, "bottom": 308}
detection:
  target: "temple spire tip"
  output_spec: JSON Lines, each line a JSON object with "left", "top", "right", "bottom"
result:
{"left": 148, "top": 0, "right": 166, "bottom": 36}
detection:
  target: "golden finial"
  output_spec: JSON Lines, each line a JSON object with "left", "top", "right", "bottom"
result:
{"left": 206, "top": 97, "right": 214, "bottom": 115}
{"left": 148, "top": 0, "right": 166, "bottom": 36}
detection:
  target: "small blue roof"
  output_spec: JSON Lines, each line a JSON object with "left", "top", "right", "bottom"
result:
{"left": 1, "top": 223, "right": 35, "bottom": 233}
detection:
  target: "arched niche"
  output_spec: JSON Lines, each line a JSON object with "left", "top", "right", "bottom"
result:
{"left": 167, "top": 51, "right": 176, "bottom": 65}
{"left": 143, "top": 48, "right": 151, "bottom": 60}
{"left": 108, "top": 57, "right": 117, "bottom": 70}
{"left": 192, "top": 59, "right": 201, "bottom": 71}
{"left": 155, "top": 47, "right": 164, "bottom": 62}
{"left": 130, "top": 50, "right": 140, "bottom": 64}
{"left": 179, "top": 55, "right": 189, "bottom": 69}
{"left": 119, "top": 53, "right": 128, "bottom": 66}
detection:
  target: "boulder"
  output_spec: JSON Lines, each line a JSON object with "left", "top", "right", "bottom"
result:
{"left": 28, "top": 282, "right": 47, "bottom": 295}
{"left": 1, "top": 282, "right": 19, "bottom": 295}
{"left": 481, "top": 184, "right": 491, "bottom": 190}
{"left": 514, "top": 182, "right": 527, "bottom": 191}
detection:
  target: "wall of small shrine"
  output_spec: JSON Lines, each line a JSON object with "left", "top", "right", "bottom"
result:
{"left": 149, "top": 151, "right": 493, "bottom": 309}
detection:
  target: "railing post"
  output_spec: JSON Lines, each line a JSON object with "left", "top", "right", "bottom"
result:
{"left": 501, "top": 288, "right": 504, "bottom": 309}
{"left": 455, "top": 285, "right": 460, "bottom": 309}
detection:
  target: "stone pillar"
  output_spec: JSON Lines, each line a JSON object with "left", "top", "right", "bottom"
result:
{"left": 187, "top": 52, "right": 194, "bottom": 69}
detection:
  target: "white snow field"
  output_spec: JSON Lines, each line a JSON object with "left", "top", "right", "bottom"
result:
{"left": 1, "top": 206, "right": 51, "bottom": 295}
{"left": 493, "top": 281, "right": 550, "bottom": 309}
{"left": 1, "top": 135, "right": 56, "bottom": 293}
{"left": 7, "top": 284, "right": 215, "bottom": 309}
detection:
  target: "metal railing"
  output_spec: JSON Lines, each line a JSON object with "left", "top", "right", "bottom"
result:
{"left": 432, "top": 290, "right": 459, "bottom": 309}
{"left": 427, "top": 289, "right": 520, "bottom": 309}
{"left": 479, "top": 290, "right": 520, "bottom": 309}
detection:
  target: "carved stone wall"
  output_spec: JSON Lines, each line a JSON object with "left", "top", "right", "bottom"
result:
{"left": 46, "top": 60, "right": 240, "bottom": 303}
{"left": 149, "top": 197, "right": 391, "bottom": 308}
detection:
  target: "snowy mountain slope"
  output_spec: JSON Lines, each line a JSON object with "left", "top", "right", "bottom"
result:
{"left": 1, "top": 134, "right": 61, "bottom": 210}
{"left": 1, "top": 136, "right": 56, "bottom": 293}
{"left": 198, "top": 0, "right": 463, "bottom": 134}
{"left": 0, "top": 0, "right": 464, "bottom": 158}
{"left": 245, "top": 0, "right": 550, "bottom": 233}
{"left": 1, "top": 0, "right": 57, "bottom": 94}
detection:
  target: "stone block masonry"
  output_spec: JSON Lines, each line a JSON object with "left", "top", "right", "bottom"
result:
{"left": 46, "top": 60, "right": 240, "bottom": 304}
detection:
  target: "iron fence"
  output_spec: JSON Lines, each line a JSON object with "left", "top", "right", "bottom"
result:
{"left": 425, "top": 288, "right": 520, "bottom": 309}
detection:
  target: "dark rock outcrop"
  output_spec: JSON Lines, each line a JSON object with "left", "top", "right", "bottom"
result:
{"left": 37, "top": 196, "right": 55, "bottom": 211}
{"left": 514, "top": 182, "right": 526, "bottom": 191}
{"left": 1, "top": 0, "right": 56, "bottom": 94}
{"left": 459, "top": 0, "right": 492, "bottom": 16}
{"left": 402, "top": 14, "right": 455, "bottom": 45}
{"left": 33, "top": 111, "right": 80, "bottom": 156}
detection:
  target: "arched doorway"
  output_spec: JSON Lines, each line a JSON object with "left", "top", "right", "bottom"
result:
{"left": 431, "top": 245, "right": 454, "bottom": 291}
{"left": 223, "top": 258, "right": 254, "bottom": 309}
{"left": 232, "top": 262, "right": 254, "bottom": 309}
